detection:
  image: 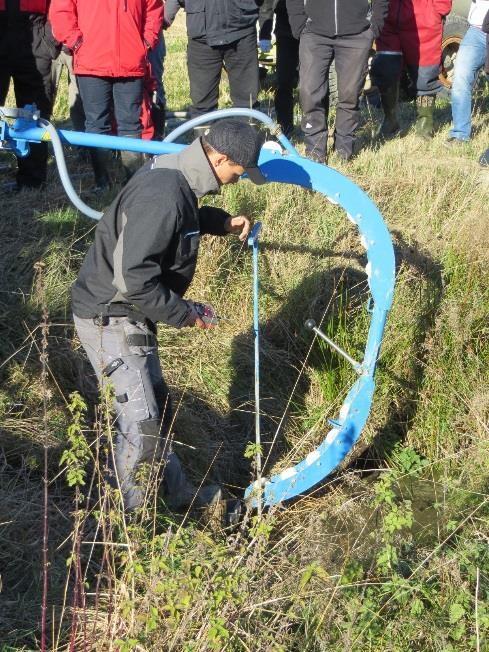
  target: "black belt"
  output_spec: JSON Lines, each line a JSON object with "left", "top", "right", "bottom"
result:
{"left": 94, "top": 303, "right": 157, "bottom": 335}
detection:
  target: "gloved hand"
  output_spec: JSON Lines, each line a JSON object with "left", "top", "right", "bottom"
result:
{"left": 180, "top": 301, "right": 218, "bottom": 328}
{"left": 259, "top": 39, "right": 272, "bottom": 53}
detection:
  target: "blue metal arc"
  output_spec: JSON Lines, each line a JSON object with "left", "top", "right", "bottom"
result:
{"left": 0, "top": 108, "right": 395, "bottom": 507}
{"left": 244, "top": 148, "right": 395, "bottom": 506}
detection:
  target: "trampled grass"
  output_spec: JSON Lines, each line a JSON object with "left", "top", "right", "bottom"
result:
{"left": 0, "top": 13, "right": 488, "bottom": 651}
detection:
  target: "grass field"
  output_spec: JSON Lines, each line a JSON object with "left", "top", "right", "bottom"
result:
{"left": 1, "top": 15, "right": 489, "bottom": 651}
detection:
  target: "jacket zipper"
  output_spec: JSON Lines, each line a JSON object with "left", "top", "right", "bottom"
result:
{"left": 334, "top": 0, "right": 338, "bottom": 35}
{"left": 124, "top": 0, "right": 127, "bottom": 11}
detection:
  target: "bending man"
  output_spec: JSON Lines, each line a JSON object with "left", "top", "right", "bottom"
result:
{"left": 72, "top": 120, "right": 265, "bottom": 511}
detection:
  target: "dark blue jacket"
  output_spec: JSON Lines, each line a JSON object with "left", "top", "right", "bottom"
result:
{"left": 166, "top": 0, "right": 262, "bottom": 46}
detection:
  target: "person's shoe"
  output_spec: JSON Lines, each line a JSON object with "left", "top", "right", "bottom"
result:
{"left": 161, "top": 452, "right": 223, "bottom": 510}
{"left": 480, "top": 148, "right": 489, "bottom": 168}
{"left": 164, "top": 482, "right": 223, "bottom": 511}
{"left": 444, "top": 136, "right": 469, "bottom": 149}
{"left": 414, "top": 95, "right": 435, "bottom": 140}
{"left": 377, "top": 84, "right": 400, "bottom": 139}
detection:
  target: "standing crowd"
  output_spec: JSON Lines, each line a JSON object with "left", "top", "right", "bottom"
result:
{"left": 1, "top": 0, "right": 489, "bottom": 512}
{"left": 1, "top": 0, "right": 489, "bottom": 190}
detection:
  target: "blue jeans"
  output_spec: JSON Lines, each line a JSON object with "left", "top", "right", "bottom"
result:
{"left": 77, "top": 75, "right": 144, "bottom": 137}
{"left": 449, "top": 26, "right": 486, "bottom": 141}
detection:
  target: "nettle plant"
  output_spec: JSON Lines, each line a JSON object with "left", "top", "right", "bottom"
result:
{"left": 372, "top": 446, "right": 427, "bottom": 576}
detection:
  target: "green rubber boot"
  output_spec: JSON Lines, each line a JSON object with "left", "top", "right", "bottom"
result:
{"left": 415, "top": 95, "right": 435, "bottom": 140}
{"left": 378, "top": 83, "right": 400, "bottom": 139}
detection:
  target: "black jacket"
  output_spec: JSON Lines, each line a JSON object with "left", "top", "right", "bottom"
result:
{"left": 285, "top": 0, "right": 389, "bottom": 40}
{"left": 165, "top": 0, "right": 263, "bottom": 46}
{"left": 72, "top": 139, "right": 230, "bottom": 327}
{"left": 259, "top": 0, "right": 294, "bottom": 40}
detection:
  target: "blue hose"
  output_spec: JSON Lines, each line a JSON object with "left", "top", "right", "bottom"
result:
{"left": 164, "top": 107, "right": 298, "bottom": 155}
{"left": 40, "top": 119, "right": 104, "bottom": 221}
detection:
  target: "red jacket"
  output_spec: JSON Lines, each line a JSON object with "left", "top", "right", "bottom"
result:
{"left": 0, "top": 0, "right": 49, "bottom": 11}
{"left": 376, "top": 0, "right": 452, "bottom": 66}
{"left": 49, "top": 0, "right": 163, "bottom": 77}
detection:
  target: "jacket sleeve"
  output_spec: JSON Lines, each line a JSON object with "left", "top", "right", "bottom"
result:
{"left": 285, "top": 0, "right": 307, "bottom": 39}
{"left": 164, "top": 0, "right": 184, "bottom": 25}
{"left": 199, "top": 206, "right": 230, "bottom": 236}
{"left": 259, "top": 0, "right": 274, "bottom": 40}
{"left": 143, "top": 0, "right": 164, "bottom": 49}
{"left": 370, "top": 0, "right": 389, "bottom": 38}
{"left": 113, "top": 185, "right": 192, "bottom": 327}
{"left": 432, "top": 0, "right": 452, "bottom": 17}
{"left": 48, "top": 0, "right": 82, "bottom": 50}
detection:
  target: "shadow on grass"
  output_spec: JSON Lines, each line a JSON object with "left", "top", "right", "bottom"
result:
{"left": 352, "top": 229, "right": 444, "bottom": 472}
{"left": 225, "top": 229, "right": 444, "bottom": 499}
{"left": 227, "top": 262, "right": 369, "bottom": 491}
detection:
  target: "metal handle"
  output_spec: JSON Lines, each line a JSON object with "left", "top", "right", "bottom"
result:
{"left": 305, "top": 319, "right": 362, "bottom": 374}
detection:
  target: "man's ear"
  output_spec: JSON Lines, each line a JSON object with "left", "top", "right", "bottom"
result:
{"left": 211, "top": 152, "right": 228, "bottom": 168}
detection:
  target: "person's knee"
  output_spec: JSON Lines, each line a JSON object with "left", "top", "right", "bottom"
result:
{"left": 138, "top": 417, "right": 164, "bottom": 463}
{"left": 371, "top": 53, "right": 402, "bottom": 90}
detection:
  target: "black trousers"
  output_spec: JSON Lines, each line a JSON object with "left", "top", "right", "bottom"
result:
{"left": 299, "top": 28, "right": 372, "bottom": 160}
{"left": 187, "top": 31, "right": 259, "bottom": 118}
{"left": 0, "top": 19, "right": 54, "bottom": 188}
{"left": 275, "top": 29, "right": 299, "bottom": 134}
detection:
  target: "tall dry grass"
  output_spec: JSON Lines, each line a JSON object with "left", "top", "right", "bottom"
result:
{"left": 1, "top": 12, "right": 488, "bottom": 650}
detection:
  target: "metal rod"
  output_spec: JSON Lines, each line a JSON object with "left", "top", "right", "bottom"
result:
{"left": 305, "top": 319, "right": 362, "bottom": 374}
{"left": 248, "top": 222, "right": 263, "bottom": 515}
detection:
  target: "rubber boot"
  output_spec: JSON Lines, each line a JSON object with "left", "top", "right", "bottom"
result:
{"left": 120, "top": 134, "right": 144, "bottom": 181}
{"left": 151, "top": 100, "right": 166, "bottom": 141}
{"left": 89, "top": 148, "right": 112, "bottom": 190}
{"left": 415, "top": 95, "right": 435, "bottom": 140}
{"left": 378, "top": 83, "right": 400, "bottom": 139}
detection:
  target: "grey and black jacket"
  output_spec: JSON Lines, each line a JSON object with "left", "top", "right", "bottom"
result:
{"left": 165, "top": 0, "right": 263, "bottom": 46}
{"left": 72, "top": 139, "right": 230, "bottom": 327}
{"left": 285, "top": 0, "right": 389, "bottom": 40}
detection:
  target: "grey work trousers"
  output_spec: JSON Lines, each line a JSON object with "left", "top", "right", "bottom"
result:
{"left": 299, "top": 28, "right": 373, "bottom": 160}
{"left": 74, "top": 314, "right": 183, "bottom": 510}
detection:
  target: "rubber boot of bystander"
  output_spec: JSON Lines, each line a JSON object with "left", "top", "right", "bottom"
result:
{"left": 151, "top": 99, "right": 166, "bottom": 141}
{"left": 415, "top": 95, "right": 435, "bottom": 140}
{"left": 378, "top": 83, "right": 400, "bottom": 139}
{"left": 120, "top": 134, "right": 144, "bottom": 181}
{"left": 89, "top": 148, "right": 112, "bottom": 190}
